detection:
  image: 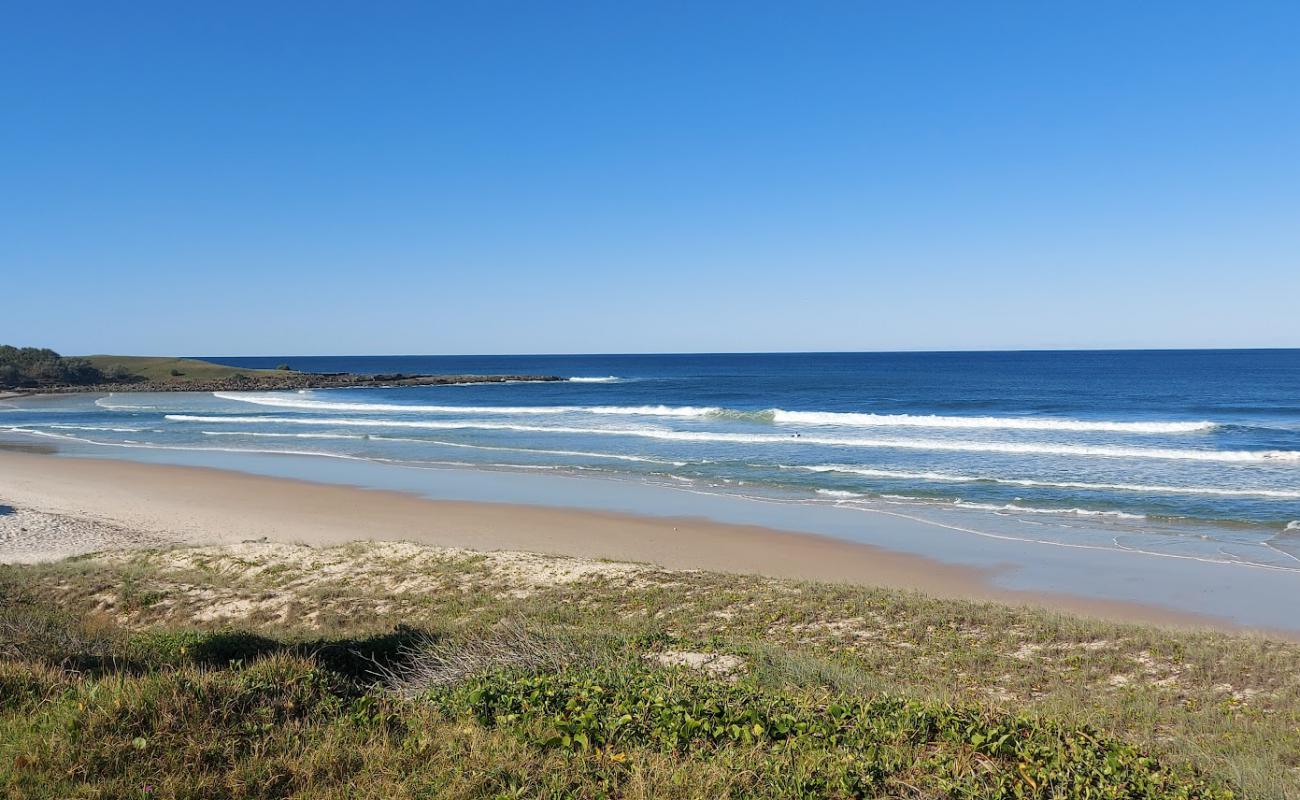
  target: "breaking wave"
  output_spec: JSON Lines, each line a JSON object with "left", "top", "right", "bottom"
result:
{"left": 198, "top": 428, "right": 680, "bottom": 465}
{"left": 47, "top": 424, "right": 149, "bottom": 433}
{"left": 813, "top": 488, "right": 1147, "bottom": 520}
{"left": 94, "top": 397, "right": 155, "bottom": 410}
{"left": 211, "top": 392, "right": 1214, "bottom": 433}
{"left": 948, "top": 500, "right": 1147, "bottom": 520}
{"left": 200, "top": 430, "right": 362, "bottom": 441}
{"left": 214, "top": 393, "right": 574, "bottom": 415}
{"left": 164, "top": 414, "right": 1300, "bottom": 462}
{"left": 212, "top": 393, "right": 719, "bottom": 418}
{"left": 792, "top": 465, "right": 1300, "bottom": 498}
{"left": 814, "top": 489, "right": 861, "bottom": 499}
{"left": 767, "top": 410, "right": 1215, "bottom": 433}
{"left": 6, "top": 427, "right": 377, "bottom": 463}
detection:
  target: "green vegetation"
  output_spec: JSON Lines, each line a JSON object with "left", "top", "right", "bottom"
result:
{"left": 0, "top": 345, "right": 102, "bottom": 388}
{"left": 444, "top": 668, "right": 1229, "bottom": 798}
{"left": 80, "top": 354, "right": 284, "bottom": 383}
{"left": 0, "top": 344, "right": 288, "bottom": 389}
{"left": 3, "top": 540, "right": 1295, "bottom": 798}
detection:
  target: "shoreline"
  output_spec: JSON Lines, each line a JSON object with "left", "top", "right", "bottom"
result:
{"left": 0, "top": 448, "right": 1263, "bottom": 636}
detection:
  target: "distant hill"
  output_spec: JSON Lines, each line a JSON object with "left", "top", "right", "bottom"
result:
{"left": 0, "top": 345, "right": 286, "bottom": 389}
{"left": 1, "top": 345, "right": 560, "bottom": 393}
{"left": 80, "top": 354, "right": 286, "bottom": 384}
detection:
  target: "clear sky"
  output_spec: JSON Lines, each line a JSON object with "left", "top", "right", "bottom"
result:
{"left": 3, "top": 2, "right": 1298, "bottom": 356}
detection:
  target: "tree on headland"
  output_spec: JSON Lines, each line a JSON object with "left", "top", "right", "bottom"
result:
{"left": 0, "top": 345, "right": 104, "bottom": 388}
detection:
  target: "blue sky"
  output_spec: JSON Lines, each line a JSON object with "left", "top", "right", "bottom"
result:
{"left": 3, "top": 2, "right": 1298, "bottom": 355}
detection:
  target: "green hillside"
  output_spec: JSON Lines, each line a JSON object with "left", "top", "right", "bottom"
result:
{"left": 81, "top": 355, "right": 288, "bottom": 383}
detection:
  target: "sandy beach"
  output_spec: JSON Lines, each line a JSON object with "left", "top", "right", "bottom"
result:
{"left": 0, "top": 448, "right": 1236, "bottom": 631}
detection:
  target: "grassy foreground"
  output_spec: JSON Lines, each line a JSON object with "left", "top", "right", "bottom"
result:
{"left": 2, "top": 540, "right": 1296, "bottom": 798}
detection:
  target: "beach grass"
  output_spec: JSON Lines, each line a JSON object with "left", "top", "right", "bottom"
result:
{"left": 2, "top": 540, "right": 1296, "bottom": 798}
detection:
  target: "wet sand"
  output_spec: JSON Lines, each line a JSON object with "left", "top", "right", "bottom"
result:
{"left": 0, "top": 449, "right": 1240, "bottom": 632}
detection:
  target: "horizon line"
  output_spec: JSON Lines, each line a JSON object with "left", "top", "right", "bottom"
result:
{"left": 178, "top": 346, "right": 1300, "bottom": 360}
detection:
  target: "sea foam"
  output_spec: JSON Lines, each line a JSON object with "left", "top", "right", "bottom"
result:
{"left": 211, "top": 392, "right": 1214, "bottom": 433}
{"left": 198, "top": 428, "right": 681, "bottom": 464}
{"left": 164, "top": 414, "right": 1300, "bottom": 463}
{"left": 949, "top": 500, "right": 1147, "bottom": 520}
{"left": 817, "top": 487, "right": 1147, "bottom": 520}
{"left": 768, "top": 410, "right": 1215, "bottom": 434}
{"left": 793, "top": 465, "right": 1300, "bottom": 498}
{"left": 214, "top": 393, "right": 576, "bottom": 414}
{"left": 94, "top": 397, "right": 155, "bottom": 410}
{"left": 214, "top": 392, "right": 722, "bottom": 418}
{"left": 814, "top": 489, "right": 862, "bottom": 499}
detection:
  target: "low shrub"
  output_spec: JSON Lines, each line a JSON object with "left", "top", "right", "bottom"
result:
{"left": 0, "top": 344, "right": 105, "bottom": 387}
{"left": 0, "top": 595, "right": 1243, "bottom": 799}
{"left": 437, "top": 666, "right": 1234, "bottom": 799}
{"left": 374, "top": 621, "right": 577, "bottom": 696}
{"left": 0, "top": 659, "right": 68, "bottom": 711}
{"left": 0, "top": 599, "right": 116, "bottom": 668}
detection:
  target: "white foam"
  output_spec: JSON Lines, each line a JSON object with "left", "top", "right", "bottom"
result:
{"left": 199, "top": 428, "right": 680, "bottom": 465}
{"left": 996, "top": 477, "right": 1300, "bottom": 498}
{"left": 48, "top": 424, "right": 148, "bottom": 433}
{"left": 591, "top": 405, "right": 721, "bottom": 417}
{"left": 770, "top": 410, "right": 1215, "bottom": 434}
{"left": 6, "top": 423, "right": 149, "bottom": 433}
{"left": 811, "top": 477, "right": 1152, "bottom": 518}
{"left": 602, "top": 427, "right": 1298, "bottom": 463}
{"left": 165, "top": 413, "right": 1300, "bottom": 463}
{"left": 173, "top": 414, "right": 565, "bottom": 432}
{"left": 211, "top": 392, "right": 1213, "bottom": 433}
{"left": 165, "top": 414, "right": 1300, "bottom": 463}
{"left": 793, "top": 465, "right": 1300, "bottom": 498}
{"left": 201, "top": 431, "right": 363, "bottom": 441}
{"left": 94, "top": 396, "right": 154, "bottom": 410}
{"left": 215, "top": 392, "right": 570, "bottom": 414}
{"left": 367, "top": 436, "right": 682, "bottom": 465}
{"left": 831, "top": 498, "right": 1300, "bottom": 573}
{"left": 815, "top": 489, "right": 862, "bottom": 499}
{"left": 795, "top": 465, "right": 977, "bottom": 482}
{"left": 213, "top": 392, "right": 719, "bottom": 418}
{"left": 7, "top": 428, "right": 375, "bottom": 462}
{"left": 949, "top": 500, "right": 1147, "bottom": 519}
{"left": 1287, "top": 521, "right": 1300, "bottom": 531}
{"left": 568, "top": 376, "right": 621, "bottom": 383}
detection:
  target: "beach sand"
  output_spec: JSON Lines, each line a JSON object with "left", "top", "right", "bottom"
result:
{"left": 0, "top": 449, "right": 1229, "bottom": 631}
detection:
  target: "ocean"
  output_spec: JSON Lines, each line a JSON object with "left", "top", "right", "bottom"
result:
{"left": 5, "top": 349, "right": 1300, "bottom": 576}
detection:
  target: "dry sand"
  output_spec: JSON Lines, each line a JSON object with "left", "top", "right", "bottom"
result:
{"left": 0, "top": 449, "right": 1226, "bottom": 630}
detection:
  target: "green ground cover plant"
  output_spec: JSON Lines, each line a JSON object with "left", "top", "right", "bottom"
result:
{"left": 2, "top": 540, "right": 1294, "bottom": 798}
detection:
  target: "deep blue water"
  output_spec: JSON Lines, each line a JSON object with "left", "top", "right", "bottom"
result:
{"left": 5, "top": 350, "right": 1300, "bottom": 570}
{"left": 213, "top": 349, "right": 1300, "bottom": 423}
